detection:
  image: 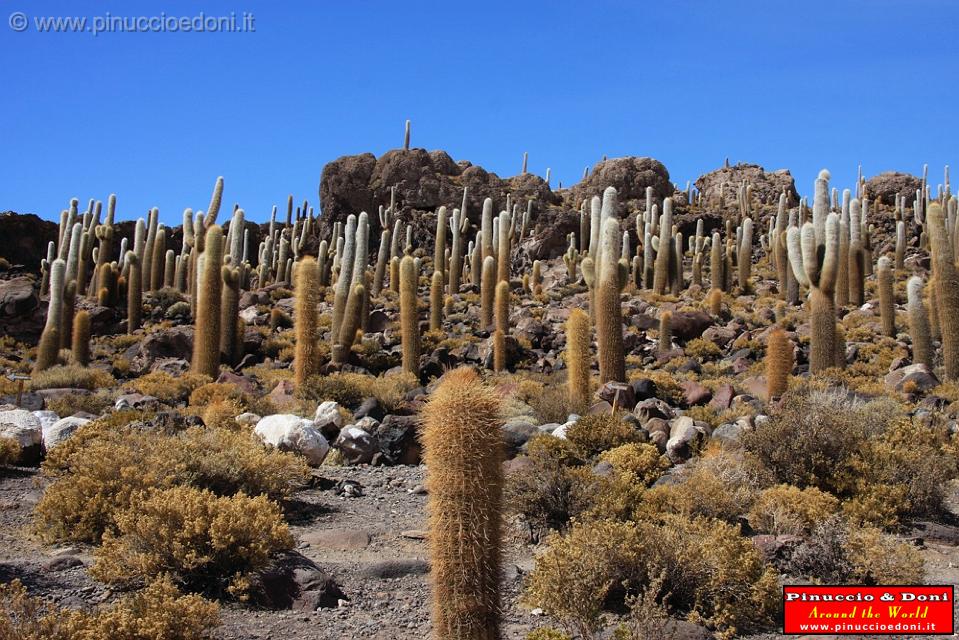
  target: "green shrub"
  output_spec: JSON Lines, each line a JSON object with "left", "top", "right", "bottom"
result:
{"left": 92, "top": 486, "right": 293, "bottom": 599}
{"left": 565, "top": 413, "right": 644, "bottom": 459}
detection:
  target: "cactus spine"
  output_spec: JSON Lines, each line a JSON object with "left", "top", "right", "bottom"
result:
{"left": 877, "top": 256, "right": 895, "bottom": 337}
{"left": 293, "top": 257, "right": 320, "bottom": 386}
{"left": 493, "top": 280, "right": 509, "bottom": 372}
{"left": 399, "top": 256, "right": 420, "bottom": 376}
{"left": 906, "top": 276, "right": 933, "bottom": 368}
{"left": 35, "top": 258, "right": 66, "bottom": 373}
{"left": 765, "top": 327, "right": 793, "bottom": 399}
{"left": 191, "top": 225, "right": 224, "bottom": 378}
{"left": 71, "top": 310, "right": 91, "bottom": 366}
{"left": 421, "top": 367, "right": 503, "bottom": 640}
{"left": 596, "top": 217, "right": 626, "bottom": 383}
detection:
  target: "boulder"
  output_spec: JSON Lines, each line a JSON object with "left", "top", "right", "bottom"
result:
{"left": 255, "top": 551, "right": 346, "bottom": 610}
{"left": 568, "top": 157, "right": 673, "bottom": 210}
{"left": 884, "top": 363, "right": 939, "bottom": 394}
{"left": 42, "top": 416, "right": 90, "bottom": 450}
{"left": 123, "top": 326, "right": 194, "bottom": 376}
{"left": 595, "top": 381, "right": 636, "bottom": 411}
{"left": 313, "top": 401, "right": 345, "bottom": 441}
{"left": 334, "top": 424, "right": 379, "bottom": 465}
{"left": 373, "top": 414, "right": 420, "bottom": 465}
{"left": 0, "top": 277, "right": 38, "bottom": 318}
{"left": 0, "top": 212, "right": 58, "bottom": 273}
{"left": 864, "top": 172, "right": 922, "bottom": 206}
{"left": 0, "top": 409, "right": 42, "bottom": 463}
{"left": 695, "top": 163, "right": 799, "bottom": 210}
{"left": 254, "top": 415, "right": 330, "bottom": 466}
{"left": 669, "top": 310, "right": 714, "bottom": 341}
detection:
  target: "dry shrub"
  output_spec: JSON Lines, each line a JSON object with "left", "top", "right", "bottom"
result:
{"left": 612, "top": 572, "right": 672, "bottom": 640}
{"left": 747, "top": 484, "right": 839, "bottom": 536}
{"left": 129, "top": 371, "right": 211, "bottom": 403}
{"left": 92, "top": 485, "right": 293, "bottom": 599}
{"left": 506, "top": 435, "right": 596, "bottom": 540}
{"left": 525, "top": 515, "right": 779, "bottom": 638}
{"left": 641, "top": 446, "right": 774, "bottom": 524}
{"left": 0, "top": 437, "right": 20, "bottom": 466}
{"left": 0, "top": 576, "right": 219, "bottom": 640}
{"left": 34, "top": 418, "right": 308, "bottom": 544}
{"left": 45, "top": 389, "right": 113, "bottom": 418}
{"left": 526, "top": 629, "right": 572, "bottom": 640}
{"left": 684, "top": 338, "right": 722, "bottom": 359}
{"left": 565, "top": 414, "right": 644, "bottom": 459}
{"left": 297, "top": 372, "right": 418, "bottom": 411}
{"left": 599, "top": 443, "right": 670, "bottom": 487}
{"left": 29, "top": 364, "right": 115, "bottom": 391}
{"left": 742, "top": 386, "right": 901, "bottom": 493}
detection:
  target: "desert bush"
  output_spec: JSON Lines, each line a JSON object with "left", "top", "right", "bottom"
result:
{"left": 35, "top": 419, "right": 308, "bottom": 543}
{"left": 507, "top": 435, "right": 596, "bottom": 540}
{"left": 611, "top": 572, "right": 672, "bottom": 640}
{"left": 565, "top": 414, "right": 644, "bottom": 459}
{"left": 29, "top": 364, "right": 115, "bottom": 391}
{"left": 526, "top": 629, "right": 572, "bottom": 640}
{"left": 599, "top": 443, "right": 670, "bottom": 487}
{"left": 92, "top": 485, "right": 293, "bottom": 598}
{"left": 525, "top": 515, "right": 779, "bottom": 638}
{"left": 188, "top": 382, "right": 250, "bottom": 408}
{"left": 297, "top": 372, "right": 418, "bottom": 411}
{"left": 129, "top": 371, "right": 211, "bottom": 403}
{"left": 0, "top": 575, "right": 219, "bottom": 640}
{"left": 747, "top": 484, "right": 839, "bottom": 536}
{"left": 841, "top": 418, "right": 958, "bottom": 527}
{"left": 640, "top": 446, "right": 774, "bottom": 524}
{"left": 742, "top": 387, "right": 902, "bottom": 493}
{"left": 0, "top": 437, "right": 20, "bottom": 466}
{"left": 45, "top": 390, "right": 113, "bottom": 418}
{"left": 684, "top": 338, "right": 722, "bottom": 359}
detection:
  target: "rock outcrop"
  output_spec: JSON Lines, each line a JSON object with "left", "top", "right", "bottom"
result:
{"left": 864, "top": 171, "right": 922, "bottom": 206}
{"left": 695, "top": 163, "right": 799, "bottom": 209}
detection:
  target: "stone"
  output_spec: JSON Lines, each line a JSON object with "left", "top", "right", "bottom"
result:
{"left": 0, "top": 276, "right": 38, "bottom": 318}
{"left": 709, "top": 384, "right": 735, "bottom": 411}
{"left": 502, "top": 417, "right": 538, "bottom": 455}
{"left": 695, "top": 163, "right": 799, "bottom": 210}
{"left": 374, "top": 414, "right": 420, "bottom": 465}
{"left": 254, "top": 415, "right": 330, "bottom": 466}
{"left": 123, "top": 326, "right": 193, "bottom": 376}
{"left": 114, "top": 393, "right": 159, "bottom": 411}
{"left": 300, "top": 528, "right": 371, "bottom": 551}
{"left": 680, "top": 380, "right": 712, "bottom": 406}
{"left": 0, "top": 409, "right": 42, "bottom": 463}
{"left": 334, "top": 425, "right": 378, "bottom": 465}
{"left": 595, "top": 381, "right": 636, "bottom": 411}
{"left": 711, "top": 421, "right": 746, "bottom": 446}
{"left": 885, "top": 363, "right": 939, "bottom": 394}
{"left": 42, "top": 416, "right": 90, "bottom": 450}
{"left": 631, "top": 378, "right": 657, "bottom": 401}
{"left": 353, "top": 397, "right": 385, "bottom": 422}
{"left": 32, "top": 410, "right": 59, "bottom": 433}
{"left": 668, "top": 310, "right": 714, "bottom": 341}
{"left": 216, "top": 371, "right": 257, "bottom": 395}
{"left": 666, "top": 416, "right": 706, "bottom": 463}
{"left": 268, "top": 379, "right": 295, "bottom": 406}
{"left": 255, "top": 551, "right": 347, "bottom": 610}
{"left": 864, "top": 171, "right": 922, "bottom": 206}
{"left": 314, "top": 401, "right": 345, "bottom": 441}
{"left": 235, "top": 412, "right": 261, "bottom": 427}
{"left": 634, "top": 398, "right": 673, "bottom": 423}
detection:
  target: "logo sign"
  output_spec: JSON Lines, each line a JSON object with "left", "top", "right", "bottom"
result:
{"left": 783, "top": 585, "right": 954, "bottom": 635}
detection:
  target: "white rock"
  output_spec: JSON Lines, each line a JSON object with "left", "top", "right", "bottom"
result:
{"left": 43, "top": 416, "right": 90, "bottom": 450}
{"left": 32, "top": 410, "right": 60, "bottom": 432}
{"left": 551, "top": 417, "right": 579, "bottom": 440}
{"left": 254, "top": 414, "right": 329, "bottom": 466}
{"left": 239, "top": 306, "right": 260, "bottom": 324}
{"left": 235, "top": 412, "right": 261, "bottom": 427}
{"left": 314, "top": 401, "right": 344, "bottom": 431}
{"left": 0, "top": 409, "right": 42, "bottom": 449}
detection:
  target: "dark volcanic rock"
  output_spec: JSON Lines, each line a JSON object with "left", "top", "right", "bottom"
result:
{"left": 0, "top": 213, "right": 58, "bottom": 271}
{"left": 567, "top": 157, "right": 672, "bottom": 210}
{"left": 0, "top": 277, "right": 38, "bottom": 318}
{"left": 864, "top": 171, "right": 922, "bottom": 206}
{"left": 695, "top": 163, "right": 799, "bottom": 209}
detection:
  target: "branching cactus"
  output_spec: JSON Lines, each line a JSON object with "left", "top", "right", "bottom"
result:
{"left": 293, "top": 257, "right": 320, "bottom": 387}
{"left": 191, "top": 225, "right": 224, "bottom": 378}
{"left": 421, "top": 367, "right": 503, "bottom": 640}
{"left": 766, "top": 327, "right": 793, "bottom": 400}
{"left": 595, "top": 218, "right": 626, "bottom": 383}
{"left": 877, "top": 256, "right": 895, "bottom": 337}
{"left": 563, "top": 234, "right": 579, "bottom": 283}
{"left": 927, "top": 203, "right": 959, "bottom": 380}
{"left": 907, "top": 276, "right": 933, "bottom": 367}
{"left": 399, "top": 256, "right": 420, "bottom": 376}
{"left": 34, "top": 258, "right": 66, "bottom": 373}
{"left": 787, "top": 210, "right": 840, "bottom": 374}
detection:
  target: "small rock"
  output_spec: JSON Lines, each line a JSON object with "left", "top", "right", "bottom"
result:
{"left": 708, "top": 383, "right": 735, "bottom": 411}
{"left": 314, "top": 401, "right": 345, "bottom": 440}
{"left": 0, "top": 409, "right": 42, "bottom": 463}
{"left": 596, "top": 381, "right": 636, "bottom": 411}
{"left": 884, "top": 363, "right": 939, "bottom": 394}
{"left": 680, "top": 380, "right": 712, "bottom": 406}
{"left": 334, "top": 425, "right": 379, "bottom": 465}
{"left": 254, "top": 415, "right": 330, "bottom": 466}
{"left": 42, "top": 416, "right": 90, "bottom": 450}
{"left": 300, "top": 528, "right": 371, "bottom": 551}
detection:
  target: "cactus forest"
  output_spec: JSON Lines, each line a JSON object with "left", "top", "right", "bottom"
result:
{"left": 1, "top": 143, "right": 958, "bottom": 639}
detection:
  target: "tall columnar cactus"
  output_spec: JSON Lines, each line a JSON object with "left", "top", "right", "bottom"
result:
{"left": 588, "top": 196, "right": 602, "bottom": 258}
{"left": 848, "top": 198, "right": 865, "bottom": 306}
{"left": 344, "top": 213, "right": 370, "bottom": 336}
{"left": 895, "top": 220, "right": 906, "bottom": 270}
{"left": 708, "top": 287, "right": 723, "bottom": 317}
{"left": 403, "top": 119, "right": 411, "bottom": 150}
{"left": 565, "top": 308, "right": 591, "bottom": 414}
{"left": 126, "top": 252, "right": 142, "bottom": 334}
{"left": 390, "top": 256, "right": 401, "bottom": 294}
{"left": 331, "top": 214, "right": 358, "bottom": 343}
{"left": 430, "top": 270, "right": 443, "bottom": 331}
{"left": 64, "top": 222, "right": 83, "bottom": 290}
{"left": 480, "top": 256, "right": 496, "bottom": 329}
{"left": 652, "top": 198, "right": 673, "bottom": 294}
{"left": 877, "top": 256, "right": 895, "bottom": 337}
{"left": 191, "top": 225, "right": 224, "bottom": 378}
{"left": 906, "top": 276, "right": 933, "bottom": 368}
{"left": 220, "top": 265, "right": 242, "bottom": 365}
{"left": 71, "top": 310, "right": 91, "bottom": 367}
{"left": 333, "top": 283, "right": 365, "bottom": 365}
{"left": 765, "top": 327, "right": 793, "bottom": 400}
{"left": 497, "top": 211, "right": 511, "bottom": 283}
{"left": 738, "top": 217, "right": 753, "bottom": 292}
{"left": 493, "top": 280, "right": 509, "bottom": 372}
{"left": 34, "top": 258, "right": 66, "bottom": 373}
{"left": 151, "top": 226, "right": 167, "bottom": 291}
{"left": 164, "top": 250, "right": 176, "bottom": 289}
{"left": 61, "top": 281, "right": 76, "bottom": 350}
{"left": 421, "top": 367, "right": 503, "bottom": 640}
{"left": 399, "top": 256, "right": 420, "bottom": 376}
{"left": 293, "top": 257, "right": 320, "bottom": 387}
{"left": 835, "top": 219, "right": 849, "bottom": 307}
{"left": 228, "top": 207, "right": 245, "bottom": 266}
{"left": 449, "top": 205, "right": 466, "bottom": 296}
{"left": 434, "top": 206, "right": 448, "bottom": 285}
{"left": 480, "top": 198, "right": 495, "bottom": 268}
{"left": 787, "top": 208, "right": 840, "bottom": 374}
{"left": 657, "top": 311, "right": 673, "bottom": 359}
{"left": 372, "top": 209, "right": 392, "bottom": 297}
{"left": 927, "top": 203, "right": 959, "bottom": 380}
{"left": 596, "top": 218, "right": 626, "bottom": 383}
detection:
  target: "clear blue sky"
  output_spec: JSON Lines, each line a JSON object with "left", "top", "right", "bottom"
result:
{"left": 2, "top": 0, "right": 956, "bottom": 226}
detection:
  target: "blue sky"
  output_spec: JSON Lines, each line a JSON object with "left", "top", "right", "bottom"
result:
{"left": 2, "top": 0, "right": 956, "bottom": 225}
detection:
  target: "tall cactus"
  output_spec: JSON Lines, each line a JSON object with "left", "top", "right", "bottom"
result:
{"left": 765, "top": 327, "right": 793, "bottom": 399}
{"left": 596, "top": 218, "right": 626, "bottom": 383}
{"left": 34, "top": 259, "right": 66, "bottom": 373}
{"left": 333, "top": 283, "right": 365, "bottom": 365}
{"left": 906, "top": 276, "right": 932, "bottom": 368}
{"left": 434, "top": 206, "right": 448, "bottom": 285}
{"left": 293, "top": 257, "right": 320, "bottom": 387}
{"left": 565, "top": 308, "right": 591, "bottom": 414}
{"left": 738, "top": 217, "right": 753, "bottom": 292}
{"left": 497, "top": 210, "right": 511, "bottom": 283}
{"left": 71, "top": 310, "right": 91, "bottom": 367}
{"left": 848, "top": 198, "right": 865, "bottom": 306}
{"left": 331, "top": 215, "right": 358, "bottom": 343}
{"left": 657, "top": 311, "right": 673, "bottom": 359}
{"left": 480, "top": 256, "right": 496, "bottom": 329}
{"left": 493, "top": 280, "right": 509, "bottom": 372}
{"left": 927, "top": 203, "right": 959, "bottom": 380}
{"left": 421, "top": 367, "right": 503, "bottom": 640}
{"left": 220, "top": 265, "right": 242, "bottom": 365}
{"left": 877, "top": 256, "right": 895, "bottom": 337}
{"left": 430, "top": 270, "right": 443, "bottom": 331}
{"left": 191, "top": 225, "right": 224, "bottom": 378}
{"left": 126, "top": 251, "right": 142, "bottom": 334}
{"left": 652, "top": 198, "right": 673, "bottom": 294}
{"left": 399, "top": 256, "right": 420, "bottom": 376}
{"left": 372, "top": 208, "right": 391, "bottom": 296}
